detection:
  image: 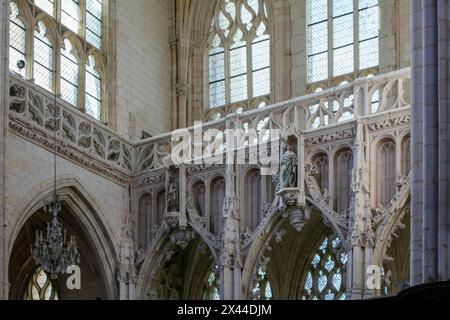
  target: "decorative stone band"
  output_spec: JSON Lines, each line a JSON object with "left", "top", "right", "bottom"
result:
{"left": 9, "top": 74, "right": 132, "bottom": 186}
{"left": 9, "top": 68, "right": 411, "bottom": 184}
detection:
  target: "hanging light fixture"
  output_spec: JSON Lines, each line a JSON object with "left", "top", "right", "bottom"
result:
{"left": 31, "top": 90, "right": 80, "bottom": 280}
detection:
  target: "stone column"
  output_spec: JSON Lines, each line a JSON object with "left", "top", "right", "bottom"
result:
{"left": 117, "top": 217, "right": 137, "bottom": 300}
{"left": 347, "top": 119, "right": 374, "bottom": 299}
{"left": 220, "top": 118, "right": 242, "bottom": 300}
{"left": 410, "top": 0, "right": 424, "bottom": 286}
{"left": 410, "top": 0, "right": 450, "bottom": 285}
{"left": 0, "top": 0, "right": 9, "bottom": 300}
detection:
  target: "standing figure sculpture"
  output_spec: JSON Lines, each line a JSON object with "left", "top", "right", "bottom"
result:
{"left": 281, "top": 144, "right": 298, "bottom": 188}
{"left": 167, "top": 176, "right": 179, "bottom": 212}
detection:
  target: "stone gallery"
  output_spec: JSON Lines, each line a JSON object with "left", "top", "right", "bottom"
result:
{"left": 0, "top": 0, "right": 448, "bottom": 300}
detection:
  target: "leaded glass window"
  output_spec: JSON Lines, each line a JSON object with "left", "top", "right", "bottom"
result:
{"left": 9, "top": 2, "right": 26, "bottom": 76}
{"left": 8, "top": 1, "right": 108, "bottom": 122}
{"left": 85, "top": 55, "right": 102, "bottom": 120}
{"left": 86, "top": 0, "right": 103, "bottom": 48}
{"left": 61, "top": 0, "right": 80, "bottom": 34}
{"left": 61, "top": 39, "right": 79, "bottom": 106}
{"left": 208, "top": 0, "right": 271, "bottom": 112}
{"left": 34, "top": 21, "right": 53, "bottom": 92}
{"left": 23, "top": 268, "right": 59, "bottom": 300}
{"left": 35, "top": 0, "right": 54, "bottom": 16}
{"left": 307, "top": 0, "right": 379, "bottom": 84}
{"left": 203, "top": 270, "right": 220, "bottom": 300}
{"left": 302, "top": 234, "right": 347, "bottom": 300}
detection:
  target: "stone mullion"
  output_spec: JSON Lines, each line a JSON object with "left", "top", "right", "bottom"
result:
{"left": 78, "top": 0, "right": 87, "bottom": 113}
{"left": 25, "top": 2, "right": 34, "bottom": 80}
{"left": 327, "top": 0, "right": 333, "bottom": 87}
{"left": 353, "top": 0, "right": 359, "bottom": 72}
{"left": 78, "top": 50, "right": 86, "bottom": 113}
{"left": 224, "top": 44, "right": 231, "bottom": 107}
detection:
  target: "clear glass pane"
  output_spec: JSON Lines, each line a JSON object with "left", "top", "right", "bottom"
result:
{"left": 359, "top": 6, "right": 379, "bottom": 41}
{"left": 359, "top": 0, "right": 378, "bottom": 10}
{"left": 61, "top": 41, "right": 78, "bottom": 106}
{"left": 209, "top": 80, "right": 226, "bottom": 108}
{"left": 86, "top": 0, "right": 102, "bottom": 19}
{"left": 209, "top": 52, "right": 225, "bottom": 83}
{"left": 86, "top": 56, "right": 101, "bottom": 119}
{"left": 35, "top": 0, "right": 54, "bottom": 16}
{"left": 230, "top": 74, "right": 247, "bottom": 103}
{"left": 253, "top": 68, "right": 270, "bottom": 97}
{"left": 308, "top": 21, "right": 328, "bottom": 56}
{"left": 86, "top": 0, "right": 102, "bottom": 48}
{"left": 333, "top": 45, "right": 353, "bottom": 76}
{"left": 333, "top": 0, "right": 353, "bottom": 17}
{"left": 229, "top": 46, "right": 247, "bottom": 77}
{"left": 307, "top": 0, "right": 327, "bottom": 24}
{"left": 61, "top": 79, "right": 78, "bottom": 106}
{"left": 61, "top": 0, "right": 80, "bottom": 34}
{"left": 333, "top": 14, "right": 353, "bottom": 48}
{"left": 86, "top": 70, "right": 101, "bottom": 98}
{"left": 85, "top": 94, "right": 101, "bottom": 120}
{"left": 359, "top": 38, "right": 378, "bottom": 69}
{"left": 252, "top": 39, "right": 270, "bottom": 70}
{"left": 86, "top": 29, "right": 101, "bottom": 48}
{"left": 9, "top": 3, "right": 26, "bottom": 75}
{"left": 34, "top": 22, "right": 53, "bottom": 92}
{"left": 36, "top": 269, "right": 47, "bottom": 287}
{"left": 34, "top": 63, "right": 53, "bottom": 91}
{"left": 308, "top": 52, "right": 328, "bottom": 83}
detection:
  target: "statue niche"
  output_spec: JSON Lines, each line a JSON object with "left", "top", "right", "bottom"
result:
{"left": 277, "top": 136, "right": 300, "bottom": 207}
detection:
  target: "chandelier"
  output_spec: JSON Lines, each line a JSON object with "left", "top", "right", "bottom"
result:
{"left": 29, "top": 83, "right": 80, "bottom": 279}
{"left": 31, "top": 194, "right": 80, "bottom": 279}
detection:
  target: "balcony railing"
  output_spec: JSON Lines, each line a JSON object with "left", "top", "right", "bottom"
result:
{"left": 8, "top": 68, "right": 411, "bottom": 180}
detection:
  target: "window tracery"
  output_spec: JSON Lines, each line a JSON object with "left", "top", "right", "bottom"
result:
{"left": 207, "top": 0, "right": 271, "bottom": 118}
{"left": 24, "top": 268, "right": 59, "bottom": 300}
{"left": 302, "top": 234, "right": 347, "bottom": 300}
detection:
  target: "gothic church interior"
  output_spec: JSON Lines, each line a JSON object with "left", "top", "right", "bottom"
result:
{"left": 0, "top": 0, "right": 448, "bottom": 300}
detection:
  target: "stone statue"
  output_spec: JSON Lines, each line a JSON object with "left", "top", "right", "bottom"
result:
{"left": 281, "top": 144, "right": 298, "bottom": 188}
{"left": 167, "top": 176, "right": 179, "bottom": 212}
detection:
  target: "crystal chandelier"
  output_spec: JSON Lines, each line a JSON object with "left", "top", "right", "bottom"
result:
{"left": 31, "top": 194, "right": 80, "bottom": 279}
{"left": 30, "top": 89, "right": 80, "bottom": 279}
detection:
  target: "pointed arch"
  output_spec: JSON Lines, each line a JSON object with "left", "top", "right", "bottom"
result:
{"left": 7, "top": 177, "right": 119, "bottom": 299}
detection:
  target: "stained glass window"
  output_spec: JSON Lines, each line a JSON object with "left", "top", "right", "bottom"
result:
{"left": 9, "top": 2, "right": 26, "bottom": 76}
{"left": 24, "top": 268, "right": 59, "bottom": 300}
{"left": 34, "top": 21, "right": 53, "bottom": 92}
{"left": 302, "top": 234, "right": 347, "bottom": 300}
{"left": 203, "top": 270, "right": 220, "bottom": 300}
{"left": 208, "top": 0, "right": 271, "bottom": 110}
{"left": 85, "top": 55, "right": 102, "bottom": 120}
{"left": 61, "top": 39, "right": 79, "bottom": 106}
{"left": 307, "top": 0, "right": 379, "bottom": 83}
